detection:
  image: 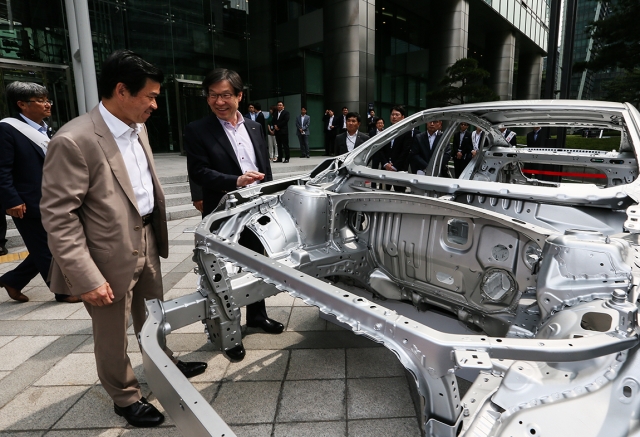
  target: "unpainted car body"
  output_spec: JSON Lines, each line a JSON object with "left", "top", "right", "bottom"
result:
{"left": 141, "top": 100, "right": 640, "bottom": 436}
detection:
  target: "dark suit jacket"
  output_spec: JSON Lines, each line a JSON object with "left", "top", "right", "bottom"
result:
{"left": 334, "top": 114, "right": 347, "bottom": 133}
{"left": 452, "top": 130, "right": 473, "bottom": 159}
{"left": 384, "top": 130, "right": 414, "bottom": 172}
{"left": 335, "top": 131, "right": 369, "bottom": 155}
{"left": 503, "top": 129, "right": 518, "bottom": 146}
{"left": 409, "top": 131, "right": 444, "bottom": 174}
{"left": 274, "top": 109, "right": 290, "bottom": 138}
{"left": 245, "top": 112, "right": 267, "bottom": 138}
{"left": 527, "top": 130, "right": 545, "bottom": 148}
{"left": 185, "top": 115, "right": 273, "bottom": 216}
{"left": 0, "top": 116, "right": 47, "bottom": 218}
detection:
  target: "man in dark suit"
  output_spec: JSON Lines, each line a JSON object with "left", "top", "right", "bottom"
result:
{"left": 273, "top": 100, "right": 290, "bottom": 162}
{"left": 322, "top": 109, "right": 337, "bottom": 155}
{"left": 246, "top": 102, "right": 266, "bottom": 138}
{"left": 184, "top": 68, "right": 284, "bottom": 363}
{"left": 410, "top": 120, "right": 448, "bottom": 176}
{"left": 527, "top": 126, "right": 545, "bottom": 148}
{"left": 451, "top": 122, "right": 473, "bottom": 178}
{"left": 0, "top": 81, "right": 81, "bottom": 304}
{"left": 380, "top": 106, "right": 414, "bottom": 192}
{"left": 334, "top": 111, "right": 369, "bottom": 155}
{"left": 335, "top": 107, "right": 349, "bottom": 134}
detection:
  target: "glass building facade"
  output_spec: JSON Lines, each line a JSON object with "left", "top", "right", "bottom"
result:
{"left": 0, "top": 0, "right": 548, "bottom": 153}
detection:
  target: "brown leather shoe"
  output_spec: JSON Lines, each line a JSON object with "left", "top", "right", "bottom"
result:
{"left": 0, "top": 281, "right": 28, "bottom": 303}
{"left": 55, "top": 294, "right": 82, "bottom": 303}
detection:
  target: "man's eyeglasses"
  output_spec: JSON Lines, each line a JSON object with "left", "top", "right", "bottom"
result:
{"left": 206, "top": 92, "right": 234, "bottom": 101}
{"left": 26, "top": 100, "right": 53, "bottom": 106}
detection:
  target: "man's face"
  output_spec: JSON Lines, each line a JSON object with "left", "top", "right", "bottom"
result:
{"left": 121, "top": 79, "right": 161, "bottom": 124}
{"left": 248, "top": 104, "right": 255, "bottom": 113}
{"left": 376, "top": 119, "right": 384, "bottom": 130}
{"left": 328, "top": 110, "right": 334, "bottom": 117}
{"left": 207, "top": 80, "right": 242, "bottom": 122}
{"left": 426, "top": 120, "right": 441, "bottom": 135}
{"left": 342, "top": 108, "right": 348, "bottom": 115}
{"left": 346, "top": 116, "right": 360, "bottom": 134}
{"left": 19, "top": 95, "right": 52, "bottom": 123}
{"left": 301, "top": 108, "right": 307, "bottom": 116}
{"left": 459, "top": 122, "right": 469, "bottom": 132}
{"left": 277, "top": 102, "right": 284, "bottom": 111}
{"left": 370, "top": 110, "right": 375, "bottom": 116}
{"left": 499, "top": 127, "right": 506, "bottom": 133}
{"left": 390, "top": 110, "right": 404, "bottom": 125}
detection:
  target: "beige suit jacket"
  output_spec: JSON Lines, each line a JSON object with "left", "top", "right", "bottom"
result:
{"left": 40, "top": 105, "right": 168, "bottom": 300}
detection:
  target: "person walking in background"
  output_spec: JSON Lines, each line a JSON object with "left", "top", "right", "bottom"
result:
{"left": 274, "top": 100, "right": 290, "bottom": 163}
{"left": 267, "top": 105, "right": 278, "bottom": 161}
{"left": 323, "top": 109, "right": 337, "bottom": 156}
{"left": 41, "top": 50, "right": 206, "bottom": 428}
{"left": 0, "top": 81, "right": 81, "bottom": 304}
{"left": 295, "top": 106, "right": 310, "bottom": 158}
{"left": 184, "top": 68, "right": 285, "bottom": 363}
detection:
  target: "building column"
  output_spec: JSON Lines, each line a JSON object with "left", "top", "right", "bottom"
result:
{"left": 429, "top": 0, "right": 469, "bottom": 90}
{"left": 516, "top": 53, "right": 543, "bottom": 100}
{"left": 323, "top": 0, "right": 375, "bottom": 117}
{"left": 488, "top": 31, "right": 516, "bottom": 101}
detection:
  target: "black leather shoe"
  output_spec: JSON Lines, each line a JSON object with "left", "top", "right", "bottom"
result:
{"left": 283, "top": 159, "right": 289, "bottom": 163}
{"left": 0, "top": 245, "right": 7, "bottom": 256}
{"left": 176, "top": 360, "right": 207, "bottom": 378}
{"left": 114, "top": 397, "right": 164, "bottom": 428}
{"left": 274, "top": 159, "right": 283, "bottom": 163}
{"left": 225, "top": 343, "right": 246, "bottom": 362}
{"left": 247, "top": 318, "right": 284, "bottom": 334}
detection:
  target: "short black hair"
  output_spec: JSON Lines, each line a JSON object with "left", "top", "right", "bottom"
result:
{"left": 391, "top": 105, "right": 406, "bottom": 117}
{"left": 202, "top": 68, "right": 244, "bottom": 96}
{"left": 277, "top": 100, "right": 284, "bottom": 105}
{"left": 342, "top": 106, "right": 348, "bottom": 111}
{"left": 6, "top": 81, "right": 48, "bottom": 114}
{"left": 345, "top": 111, "right": 361, "bottom": 123}
{"left": 253, "top": 102, "right": 261, "bottom": 111}
{"left": 99, "top": 50, "right": 164, "bottom": 99}
{"left": 301, "top": 106, "right": 306, "bottom": 110}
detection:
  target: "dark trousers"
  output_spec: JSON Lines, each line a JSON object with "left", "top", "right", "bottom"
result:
{"left": 0, "top": 216, "right": 51, "bottom": 289}
{"left": 0, "top": 214, "right": 6, "bottom": 246}
{"left": 276, "top": 134, "right": 290, "bottom": 161}
{"left": 324, "top": 131, "right": 337, "bottom": 155}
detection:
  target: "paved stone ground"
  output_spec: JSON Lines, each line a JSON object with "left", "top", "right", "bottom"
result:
{"left": 0, "top": 215, "right": 422, "bottom": 437}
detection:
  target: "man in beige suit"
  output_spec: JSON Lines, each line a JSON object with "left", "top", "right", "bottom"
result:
{"left": 41, "top": 50, "right": 206, "bottom": 428}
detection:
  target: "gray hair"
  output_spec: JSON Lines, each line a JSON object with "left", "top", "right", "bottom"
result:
{"left": 6, "top": 81, "right": 48, "bottom": 114}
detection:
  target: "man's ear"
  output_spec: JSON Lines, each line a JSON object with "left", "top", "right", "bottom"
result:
{"left": 115, "top": 82, "right": 129, "bottom": 99}
{"left": 237, "top": 91, "right": 243, "bottom": 102}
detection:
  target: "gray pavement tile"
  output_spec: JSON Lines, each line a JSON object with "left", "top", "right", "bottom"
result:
{"left": 286, "top": 306, "right": 326, "bottom": 331}
{"left": 265, "top": 293, "right": 295, "bottom": 307}
{"left": 34, "top": 352, "right": 99, "bottom": 386}
{"left": 45, "top": 429, "right": 124, "bottom": 436}
{"left": 0, "top": 301, "right": 43, "bottom": 320}
{"left": 162, "top": 271, "right": 192, "bottom": 293}
{"left": 0, "top": 432, "right": 43, "bottom": 437}
{"left": 0, "top": 385, "right": 89, "bottom": 430}
{"left": 19, "top": 301, "right": 83, "bottom": 320}
{"left": 166, "top": 333, "right": 212, "bottom": 353}
{"left": 233, "top": 424, "right": 273, "bottom": 437}
{"left": 346, "top": 347, "right": 405, "bottom": 378}
{"left": 0, "top": 335, "right": 16, "bottom": 348}
{"left": 0, "top": 335, "right": 88, "bottom": 409}
{"left": 162, "top": 252, "right": 192, "bottom": 264}
{"left": 20, "top": 286, "right": 56, "bottom": 302}
{"left": 224, "top": 349, "right": 289, "bottom": 382}
{"left": 277, "top": 379, "right": 345, "bottom": 422}
{"left": 66, "top": 306, "right": 91, "bottom": 320}
{"left": 168, "top": 244, "right": 198, "bottom": 253}
{"left": 274, "top": 421, "right": 346, "bottom": 437}
{"left": 163, "top": 287, "right": 199, "bottom": 300}
{"left": 286, "top": 349, "right": 345, "bottom": 380}
{"left": 171, "top": 257, "right": 198, "bottom": 273}
{"left": 173, "top": 273, "right": 199, "bottom": 289}
{"left": 347, "top": 377, "right": 415, "bottom": 420}
{"left": 53, "top": 385, "right": 125, "bottom": 429}
{"left": 212, "top": 381, "right": 280, "bottom": 424}
{"left": 177, "top": 351, "right": 229, "bottom": 383}
{"left": 120, "top": 427, "right": 179, "bottom": 436}
{"left": 0, "top": 371, "right": 9, "bottom": 382}
{"left": 160, "top": 262, "right": 178, "bottom": 275}
{"left": 0, "top": 336, "right": 58, "bottom": 371}
{"left": 0, "top": 319, "right": 92, "bottom": 336}
{"left": 347, "top": 418, "right": 422, "bottom": 437}
{"left": 192, "top": 381, "right": 222, "bottom": 403}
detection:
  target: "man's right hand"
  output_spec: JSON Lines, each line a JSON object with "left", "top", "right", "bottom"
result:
{"left": 6, "top": 204, "right": 26, "bottom": 219}
{"left": 81, "top": 282, "right": 114, "bottom": 306}
{"left": 193, "top": 200, "right": 203, "bottom": 212}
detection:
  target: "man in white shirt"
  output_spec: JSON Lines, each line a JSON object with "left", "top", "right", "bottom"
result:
{"left": 41, "top": 50, "right": 206, "bottom": 428}
{"left": 334, "top": 112, "right": 369, "bottom": 155}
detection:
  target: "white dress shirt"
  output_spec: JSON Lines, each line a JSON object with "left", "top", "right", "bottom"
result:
{"left": 19, "top": 113, "right": 50, "bottom": 154}
{"left": 98, "top": 102, "right": 155, "bottom": 216}
{"left": 472, "top": 130, "right": 482, "bottom": 150}
{"left": 218, "top": 111, "right": 259, "bottom": 186}
{"left": 346, "top": 132, "right": 358, "bottom": 152}
{"left": 327, "top": 116, "right": 334, "bottom": 130}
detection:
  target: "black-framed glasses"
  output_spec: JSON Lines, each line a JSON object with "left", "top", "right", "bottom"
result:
{"left": 26, "top": 99, "right": 53, "bottom": 106}
{"left": 206, "top": 92, "right": 234, "bottom": 101}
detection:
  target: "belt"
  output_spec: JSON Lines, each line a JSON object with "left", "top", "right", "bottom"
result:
{"left": 141, "top": 214, "right": 153, "bottom": 226}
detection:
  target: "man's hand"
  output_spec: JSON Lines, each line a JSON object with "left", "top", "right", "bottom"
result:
{"left": 237, "top": 171, "right": 265, "bottom": 187}
{"left": 6, "top": 204, "right": 26, "bottom": 219}
{"left": 81, "top": 282, "right": 114, "bottom": 306}
{"left": 456, "top": 151, "right": 463, "bottom": 159}
{"left": 193, "top": 200, "right": 203, "bottom": 212}
{"left": 384, "top": 163, "right": 397, "bottom": 172}
{"left": 275, "top": 125, "right": 280, "bottom": 131}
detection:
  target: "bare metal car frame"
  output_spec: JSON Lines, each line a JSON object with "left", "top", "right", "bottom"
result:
{"left": 141, "top": 100, "right": 640, "bottom": 436}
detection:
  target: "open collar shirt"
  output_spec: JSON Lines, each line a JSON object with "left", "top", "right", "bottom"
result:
{"left": 218, "top": 111, "right": 259, "bottom": 186}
